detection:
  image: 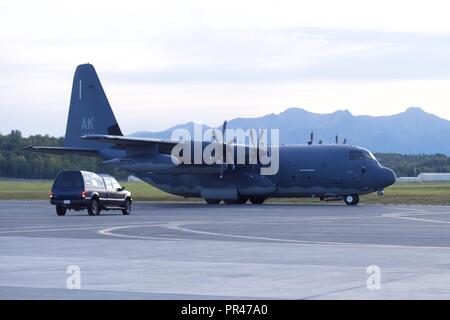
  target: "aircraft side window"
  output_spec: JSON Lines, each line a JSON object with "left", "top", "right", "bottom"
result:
{"left": 361, "top": 167, "right": 367, "bottom": 174}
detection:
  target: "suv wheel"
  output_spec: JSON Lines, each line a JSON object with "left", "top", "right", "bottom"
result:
{"left": 122, "top": 199, "right": 131, "bottom": 215}
{"left": 56, "top": 205, "right": 66, "bottom": 216}
{"left": 88, "top": 199, "right": 100, "bottom": 216}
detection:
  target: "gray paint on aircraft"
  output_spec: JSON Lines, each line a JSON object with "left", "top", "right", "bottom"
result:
{"left": 27, "top": 64, "right": 396, "bottom": 204}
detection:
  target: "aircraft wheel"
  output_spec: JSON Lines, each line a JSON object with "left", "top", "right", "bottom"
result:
{"left": 236, "top": 197, "right": 248, "bottom": 204}
{"left": 344, "top": 194, "right": 359, "bottom": 205}
{"left": 205, "top": 199, "right": 221, "bottom": 204}
{"left": 224, "top": 197, "right": 248, "bottom": 204}
{"left": 56, "top": 205, "right": 66, "bottom": 216}
{"left": 249, "top": 197, "right": 266, "bottom": 204}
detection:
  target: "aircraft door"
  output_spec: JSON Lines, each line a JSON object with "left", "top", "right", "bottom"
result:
{"left": 299, "top": 169, "right": 316, "bottom": 188}
{"left": 359, "top": 165, "right": 370, "bottom": 191}
{"left": 289, "top": 167, "right": 298, "bottom": 184}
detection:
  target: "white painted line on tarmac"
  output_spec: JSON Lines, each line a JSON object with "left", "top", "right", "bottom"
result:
{"left": 98, "top": 224, "right": 182, "bottom": 241}
{"left": 164, "top": 221, "right": 450, "bottom": 250}
{"left": 383, "top": 206, "right": 450, "bottom": 224}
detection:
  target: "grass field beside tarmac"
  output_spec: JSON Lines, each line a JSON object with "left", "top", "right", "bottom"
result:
{"left": 1, "top": 179, "right": 450, "bottom": 205}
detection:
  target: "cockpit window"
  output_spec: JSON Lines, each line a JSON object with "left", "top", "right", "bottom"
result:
{"left": 349, "top": 150, "right": 364, "bottom": 160}
{"left": 349, "top": 149, "right": 376, "bottom": 161}
{"left": 365, "top": 150, "right": 376, "bottom": 160}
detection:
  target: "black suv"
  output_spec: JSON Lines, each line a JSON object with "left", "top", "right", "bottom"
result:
{"left": 50, "top": 170, "right": 132, "bottom": 216}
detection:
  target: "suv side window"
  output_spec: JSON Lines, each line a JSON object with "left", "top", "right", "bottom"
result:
{"left": 111, "top": 178, "right": 122, "bottom": 190}
{"left": 103, "top": 178, "right": 114, "bottom": 191}
{"left": 83, "top": 176, "right": 92, "bottom": 187}
{"left": 91, "top": 176, "right": 105, "bottom": 189}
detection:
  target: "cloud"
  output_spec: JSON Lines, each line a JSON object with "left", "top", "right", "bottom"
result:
{"left": 3, "top": 1, "right": 450, "bottom": 136}
{"left": 97, "top": 28, "right": 450, "bottom": 84}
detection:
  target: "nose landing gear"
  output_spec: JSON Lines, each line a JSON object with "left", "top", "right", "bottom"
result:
{"left": 344, "top": 194, "right": 359, "bottom": 205}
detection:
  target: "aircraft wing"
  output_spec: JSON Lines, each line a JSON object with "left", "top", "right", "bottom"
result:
{"left": 24, "top": 146, "right": 98, "bottom": 156}
{"left": 80, "top": 134, "right": 178, "bottom": 146}
{"left": 80, "top": 134, "right": 180, "bottom": 154}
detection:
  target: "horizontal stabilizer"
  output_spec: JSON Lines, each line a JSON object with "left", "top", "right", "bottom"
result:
{"left": 24, "top": 146, "right": 98, "bottom": 156}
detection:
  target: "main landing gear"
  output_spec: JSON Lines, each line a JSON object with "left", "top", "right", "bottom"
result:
{"left": 344, "top": 194, "right": 359, "bottom": 205}
{"left": 204, "top": 196, "right": 267, "bottom": 205}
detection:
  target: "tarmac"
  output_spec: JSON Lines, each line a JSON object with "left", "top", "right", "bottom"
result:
{"left": 1, "top": 200, "right": 450, "bottom": 299}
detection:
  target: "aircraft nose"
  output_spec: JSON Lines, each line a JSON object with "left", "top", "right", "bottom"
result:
{"left": 379, "top": 167, "right": 396, "bottom": 188}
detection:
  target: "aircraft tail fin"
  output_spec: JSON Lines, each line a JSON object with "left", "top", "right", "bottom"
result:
{"left": 64, "top": 64, "right": 122, "bottom": 149}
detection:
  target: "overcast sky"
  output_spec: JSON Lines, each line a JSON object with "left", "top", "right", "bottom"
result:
{"left": 2, "top": 0, "right": 450, "bottom": 136}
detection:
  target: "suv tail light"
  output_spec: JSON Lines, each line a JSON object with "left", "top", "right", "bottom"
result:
{"left": 81, "top": 191, "right": 87, "bottom": 198}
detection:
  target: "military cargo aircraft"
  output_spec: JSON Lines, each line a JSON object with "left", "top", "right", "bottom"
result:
{"left": 26, "top": 64, "right": 396, "bottom": 205}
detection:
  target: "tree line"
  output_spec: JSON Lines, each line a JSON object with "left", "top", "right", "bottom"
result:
{"left": 1, "top": 130, "right": 450, "bottom": 179}
{"left": 0, "top": 130, "right": 127, "bottom": 180}
{"left": 375, "top": 153, "right": 450, "bottom": 177}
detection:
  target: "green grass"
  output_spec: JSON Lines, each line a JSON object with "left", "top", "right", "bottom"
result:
{"left": 0, "top": 180, "right": 192, "bottom": 202}
{"left": 0, "top": 180, "right": 450, "bottom": 205}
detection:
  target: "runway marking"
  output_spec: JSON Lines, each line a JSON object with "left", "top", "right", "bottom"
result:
{"left": 383, "top": 206, "right": 450, "bottom": 225}
{"left": 0, "top": 223, "right": 148, "bottom": 233}
{"left": 92, "top": 206, "right": 450, "bottom": 249}
{"left": 164, "top": 221, "right": 450, "bottom": 249}
{"left": 98, "top": 224, "right": 182, "bottom": 241}
{"left": 0, "top": 222, "right": 166, "bottom": 234}
{"left": 0, "top": 226, "right": 115, "bottom": 234}
{"left": 5, "top": 203, "right": 448, "bottom": 249}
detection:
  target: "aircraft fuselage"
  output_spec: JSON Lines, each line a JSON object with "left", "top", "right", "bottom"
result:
{"left": 107, "top": 144, "right": 396, "bottom": 201}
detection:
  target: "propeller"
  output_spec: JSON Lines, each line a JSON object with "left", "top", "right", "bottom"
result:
{"left": 249, "top": 129, "right": 265, "bottom": 163}
{"left": 219, "top": 120, "right": 227, "bottom": 179}
{"left": 218, "top": 120, "right": 240, "bottom": 178}
{"left": 308, "top": 132, "right": 313, "bottom": 145}
{"left": 335, "top": 134, "right": 347, "bottom": 145}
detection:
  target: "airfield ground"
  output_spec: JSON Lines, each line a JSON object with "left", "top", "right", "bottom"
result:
{"left": 1, "top": 201, "right": 450, "bottom": 299}
{"left": 1, "top": 180, "right": 450, "bottom": 299}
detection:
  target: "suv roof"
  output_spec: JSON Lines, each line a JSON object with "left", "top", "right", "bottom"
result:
{"left": 97, "top": 174, "right": 114, "bottom": 178}
{"left": 57, "top": 170, "right": 95, "bottom": 175}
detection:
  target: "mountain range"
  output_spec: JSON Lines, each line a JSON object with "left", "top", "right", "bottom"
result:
{"left": 131, "top": 107, "right": 450, "bottom": 155}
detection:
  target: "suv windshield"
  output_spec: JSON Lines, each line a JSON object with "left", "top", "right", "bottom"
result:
{"left": 53, "top": 171, "right": 83, "bottom": 188}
